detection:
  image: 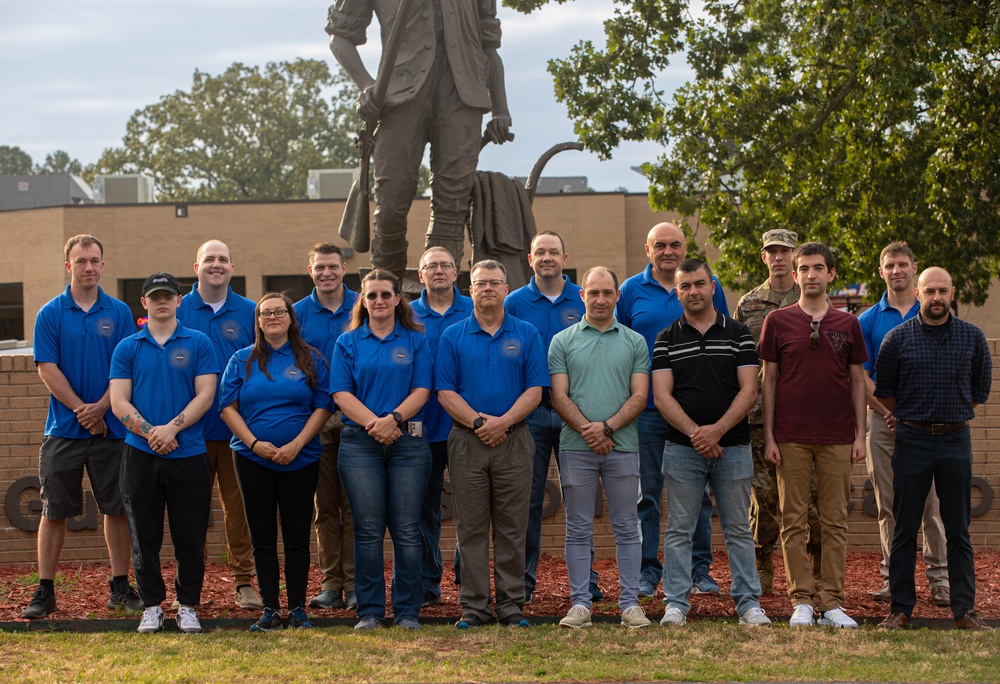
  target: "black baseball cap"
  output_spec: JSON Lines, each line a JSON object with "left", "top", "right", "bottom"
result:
{"left": 142, "top": 272, "right": 181, "bottom": 297}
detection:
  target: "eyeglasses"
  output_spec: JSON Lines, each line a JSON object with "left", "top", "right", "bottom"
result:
{"left": 810, "top": 320, "right": 820, "bottom": 349}
{"left": 472, "top": 279, "right": 506, "bottom": 288}
{"left": 259, "top": 309, "right": 288, "bottom": 319}
{"left": 365, "top": 291, "right": 395, "bottom": 301}
{"left": 420, "top": 261, "right": 456, "bottom": 272}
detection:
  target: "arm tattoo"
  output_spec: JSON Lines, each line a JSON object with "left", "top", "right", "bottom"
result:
{"left": 120, "top": 412, "right": 153, "bottom": 437}
{"left": 173, "top": 413, "right": 186, "bottom": 428}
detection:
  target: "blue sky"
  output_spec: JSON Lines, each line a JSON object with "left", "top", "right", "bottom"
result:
{"left": 0, "top": 0, "right": 692, "bottom": 193}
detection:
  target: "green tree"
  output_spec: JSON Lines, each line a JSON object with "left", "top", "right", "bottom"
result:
{"left": 508, "top": 0, "right": 1000, "bottom": 304}
{"left": 0, "top": 145, "right": 34, "bottom": 175}
{"left": 94, "top": 59, "right": 364, "bottom": 202}
{"left": 34, "top": 150, "right": 83, "bottom": 175}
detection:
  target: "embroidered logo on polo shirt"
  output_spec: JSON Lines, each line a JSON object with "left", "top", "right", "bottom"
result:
{"left": 219, "top": 319, "right": 241, "bottom": 341}
{"left": 560, "top": 307, "right": 583, "bottom": 327}
{"left": 169, "top": 347, "right": 192, "bottom": 368}
{"left": 500, "top": 337, "right": 523, "bottom": 358}
{"left": 95, "top": 317, "right": 115, "bottom": 338}
{"left": 390, "top": 346, "right": 412, "bottom": 365}
{"left": 283, "top": 365, "right": 303, "bottom": 380}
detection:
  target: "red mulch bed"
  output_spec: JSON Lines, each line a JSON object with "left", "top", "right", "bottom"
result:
{"left": 2, "top": 551, "right": 998, "bottom": 622}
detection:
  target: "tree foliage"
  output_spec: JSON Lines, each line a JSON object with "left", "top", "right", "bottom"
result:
{"left": 94, "top": 59, "right": 363, "bottom": 202}
{"left": 507, "top": 0, "right": 1000, "bottom": 305}
{"left": 0, "top": 145, "right": 35, "bottom": 175}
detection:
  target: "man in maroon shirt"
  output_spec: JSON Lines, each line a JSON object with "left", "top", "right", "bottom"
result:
{"left": 759, "top": 242, "right": 867, "bottom": 629}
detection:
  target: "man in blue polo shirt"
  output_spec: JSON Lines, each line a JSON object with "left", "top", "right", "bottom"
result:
{"left": 110, "top": 272, "right": 219, "bottom": 634}
{"left": 176, "top": 239, "right": 261, "bottom": 612}
{"left": 436, "top": 260, "right": 547, "bottom": 628}
{"left": 294, "top": 242, "right": 360, "bottom": 611}
{"left": 22, "top": 234, "right": 140, "bottom": 620}
{"left": 410, "top": 246, "right": 473, "bottom": 607}
{"left": 617, "top": 222, "right": 727, "bottom": 598}
{"left": 506, "top": 230, "right": 599, "bottom": 603}
{"left": 859, "top": 242, "right": 949, "bottom": 606}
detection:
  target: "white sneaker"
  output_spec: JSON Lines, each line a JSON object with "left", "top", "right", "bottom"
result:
{"left": 137, "top": 606, "right": 164, "bottom": 633}
{"left": 659, "top": 606, "right": 686, "bottom": 626}
{"left": 739, "top": 606, "right": 772, "bottom": 627}
{"left": 818, "top": 606, "right": 858, "bottom": 629}
{"left": 559, "top": 604, "right": 592, "bottom": 629}
{"left": 621, "top": 605, "right": 651, "bottom": 629}
{"left": 789, "top": 604, "right": 815, "bottom": 627}
{"left": 176, "top": 605, "right": 203, "bottom": 634}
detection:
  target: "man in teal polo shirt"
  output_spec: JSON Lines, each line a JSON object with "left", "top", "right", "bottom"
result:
{"left": 549, "top": 267, "right": 650, "bottom": 629}
{"left": 294, "top": 242, "right": 360, "bottom": 611}
{"left": 177, "top": 239, "right": 261, "bottom": 611}
{"left": 110, "top": 272, "right": 219, "bottom": 634}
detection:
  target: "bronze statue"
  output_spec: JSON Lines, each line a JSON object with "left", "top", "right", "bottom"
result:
{"left": 327, "top": 0, "right": 514, "bottom": 279}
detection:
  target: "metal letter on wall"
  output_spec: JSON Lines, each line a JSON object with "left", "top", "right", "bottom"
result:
{"left": 5, "top": 476, "right": 97, "bottom": 532}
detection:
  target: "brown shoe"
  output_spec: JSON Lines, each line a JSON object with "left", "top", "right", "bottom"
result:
{"left": 877, "top": 611, "right": 909, "bottom": 630}
{"left": 872, "top": 580, "right": 891, "bottom": 602}
{"left": 930, "top": 585, "right": 951, "bottom": 607}
{"left": 756, "top": 550, "right": 774, "bottom": 595}
{"left": 955, "top": 611, "right": 992, "bottom": 631}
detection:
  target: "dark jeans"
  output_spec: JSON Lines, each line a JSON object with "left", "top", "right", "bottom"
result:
{"left": 338, "top": 427, "right": 431, "bottom": 622}
{"left": 637, "top": 409, "right": 714, "bottom": 585}
{"left": 235, "top": 456, "right": 319, "bottom": 611}
{"left": 889, "top": 423, "right": 975, "bottom": 620}
{"left": 119, "top": 445, "right": 211, "bottom": 607}
{"left": 419, "top": 440, "right": 449, "bottom": 596}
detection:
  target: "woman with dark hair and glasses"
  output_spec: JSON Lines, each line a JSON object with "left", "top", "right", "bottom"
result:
{"left": 219, "top": 293, "right": 332, "bottom": 632}
{"left": 330, "top": 269, "right": 433, "bottom": 630}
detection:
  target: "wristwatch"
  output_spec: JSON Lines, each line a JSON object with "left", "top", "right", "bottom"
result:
{"left": 391, "top": 411, "right": 403, "bottom": 423}
{"left": 603, "top": 421, "right": 614, "bottom": 438}
{"left": 473, "top": 417, "right": 485, "bottom": 430}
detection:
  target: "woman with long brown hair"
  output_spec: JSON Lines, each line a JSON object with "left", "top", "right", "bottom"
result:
{"left": 220, "top": 292, "right": 332, "bottom": 631}
{"left": 330, "top": 270, "right": 432, "bottom": 630}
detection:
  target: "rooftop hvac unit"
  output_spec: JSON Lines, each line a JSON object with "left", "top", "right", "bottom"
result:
{"left": 93, "top": 174, "right": 156, "bottom": 204}
{"left": 307, "top": 169, "right": 358, "bottom": 200}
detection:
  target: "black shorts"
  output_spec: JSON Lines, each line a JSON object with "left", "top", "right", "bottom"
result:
{"left": 39, "top": 436, "right": 125, "bottom": 519}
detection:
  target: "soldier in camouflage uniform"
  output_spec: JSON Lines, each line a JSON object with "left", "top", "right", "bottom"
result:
{"left": 735, "top": 229, "right": 822, "bottom": 594}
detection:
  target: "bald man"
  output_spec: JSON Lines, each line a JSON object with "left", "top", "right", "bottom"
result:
{"left": 177, "top": 239, "right": 262, "bottom": 610}
{"left": 875, "top": 267, "right": 992, "bottom": 631}
{"left": 616, "top": 222, "right": 728, "bottom": 598}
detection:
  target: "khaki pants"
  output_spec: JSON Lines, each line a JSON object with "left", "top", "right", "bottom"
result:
{"left": 866, "top": 407, "right": 949, "bottom": 586}
{"left": 206, "top": 440, "right": 255, "bottom": 585}
{"left": 314, "top": 416, "right": 354, "bottom": 592}
{"left": 776, "top": 442, "right": 851, "bottom": 611}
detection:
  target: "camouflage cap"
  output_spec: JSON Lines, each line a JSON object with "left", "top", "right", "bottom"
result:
{"left": 762, "top": 229, "right": 798, "bottom": 250}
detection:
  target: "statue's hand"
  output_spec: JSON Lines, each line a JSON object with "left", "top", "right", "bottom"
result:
{"left": 485, "top": 115, "right": 513, "bottom": 145}
{"left": 357, "top": 85, "right": 380, "bottom": 123}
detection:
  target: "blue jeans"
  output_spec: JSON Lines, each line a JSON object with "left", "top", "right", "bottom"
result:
{"left": 890, "top": 424, "right": 975, "bottom": 620}
{"left": 419, "top": 440, "right": 449, "bottom": 596}
{"left": 338, "top": 427, "right": 431, "bottom": 622}
{"left": 637, "top": 409, "right": 714, "bottom": 585}
{"left": 561, "top": 450, "right": 641, "bottom": 610}
{"left": 662, "top": 442, "right": 760, "bottom": 616}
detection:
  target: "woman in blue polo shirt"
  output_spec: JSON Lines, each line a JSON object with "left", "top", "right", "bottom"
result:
{"left": 219, "top": 293, "right": 332, "bottom": 632}
{"left": 331, "top": 269, "right": 432, "bottom": 631}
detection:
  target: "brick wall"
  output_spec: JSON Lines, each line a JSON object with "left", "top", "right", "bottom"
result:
{"left": 2, "top": 350, "right": 999, "bottom": 567}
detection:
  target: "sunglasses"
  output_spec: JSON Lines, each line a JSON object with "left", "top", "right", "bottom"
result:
{"left": 810, "top": 320, "right": 820, "bottom": 349}
{"left": 365, "top": 291, "right": 395, "bottom": 301}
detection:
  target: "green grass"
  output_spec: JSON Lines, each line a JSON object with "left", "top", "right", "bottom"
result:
{"left": 2, "top": 623, "right": 999, "bottom": 682}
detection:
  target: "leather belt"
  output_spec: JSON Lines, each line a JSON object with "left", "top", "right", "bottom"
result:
{"left": 899, "top": 420, "right": 967, "bottom": 435}
{"left": 457, "top": 419, "right": 527, "bottom": 434}
{"left": 538, "top": 396, "right": 553, "bottom": 409}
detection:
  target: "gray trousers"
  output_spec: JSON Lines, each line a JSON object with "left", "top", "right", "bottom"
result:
{"left": 448, "top": 424, "right": 533, "bottom": 622}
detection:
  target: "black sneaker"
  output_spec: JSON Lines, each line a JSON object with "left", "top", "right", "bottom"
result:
{"left": 288, "top": 605, "right": 313, "bottom": 629}
{"left": 249, "top": 607, "right": 285, "bottom": 632}
{"left": 421, "top": 588, "right": 443, "bottom": 608}
{"left": 499, "top": 612, "right": 531, "bottom": 628}
{"left": 21, "top": 585, "right": 57, "bottom": 619}
{"left": 455, "top": 614, "right": 487, "bottom": 629}
{"left": 108, "top": 580, "right": 143, "bottom": 611}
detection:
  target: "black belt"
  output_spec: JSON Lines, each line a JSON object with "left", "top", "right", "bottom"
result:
{"left": 457, "top": 419, "right": 527, "bottom": 434}
{"left": 899, "top": 420, "right": 967, "bottom": 435}
{"left": 538, "top": 396, "right": 553, "bottom": 409}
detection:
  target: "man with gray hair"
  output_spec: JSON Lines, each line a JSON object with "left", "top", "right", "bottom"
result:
{"left": 436, "top": 260, "right": 546, "bottom": 629}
